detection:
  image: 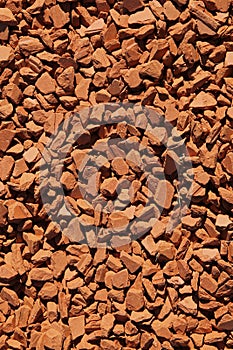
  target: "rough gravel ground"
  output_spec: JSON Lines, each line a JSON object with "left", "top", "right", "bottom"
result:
{"left": 0, "top": 0, "right": 233, "bottom": 349}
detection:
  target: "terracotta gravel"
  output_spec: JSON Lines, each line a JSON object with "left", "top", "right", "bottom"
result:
{"left": 0, "top": 0, "right": 233, "bottom": 349}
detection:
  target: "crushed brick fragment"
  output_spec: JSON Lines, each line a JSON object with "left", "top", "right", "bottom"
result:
{"left": 128, "top": 7, "right": 156, "bottom": 26}
{"left": 0, "top": 46, "right": 14, "bottom": 67}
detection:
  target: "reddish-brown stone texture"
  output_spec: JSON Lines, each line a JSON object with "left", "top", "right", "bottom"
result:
{"left": 0, "top": 0, "right": 233, "bottom": 349}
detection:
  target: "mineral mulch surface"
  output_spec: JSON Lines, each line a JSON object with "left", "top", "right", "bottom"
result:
{"left": 0, "top": 0, "right": 233, "bottom": 349}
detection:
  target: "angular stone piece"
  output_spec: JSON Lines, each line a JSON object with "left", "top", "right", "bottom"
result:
{"left": 0, "top": 46, "right": 14, "bottom": 67}
{"left": 190, "top": 92, "right": 217, "bottom": 109}
{"left": 123, "top": 0, "right": 144, "bottom": 12}
{"left": 112, "top": 269, "right": 128, "bottom": 289}
{"left": 8, "top": 200, "right": 32, "bottom": 222}
{"left": 49, "top": 5, "right": 70, "bottom": 29}
{"left": 120, "top": 251, "right": 143, "bottom": 273}
{"left": 100, "top": 177, "right": 118, "bottom": 197}
{"left": 0, "top": 264, "right": 18, "bottom": 284}
{"left": 18, "top": 37, "right": 44, "bottom": 55}
{"left": 69, "top": 315, "right": 85, "bottom": 340}
{"left": 154, "top": 180, "right": 174, "bottom": 210}
{"left": 140, "top": 60, "right": 164, "bottom": 81}
{"left": 0, "top": 8, "right": 17, "bottom": 25}
{"left": 126, "top": 288, "right": 144, "bottom": 311}
{"left": 36, "top": 72, "right": 56, "bottom": 94}
{"left": 128, "top": 7, "right": 156, "bottom": 26}
{"left": 194, "top": 248, "right": 221, "bottom": 263}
